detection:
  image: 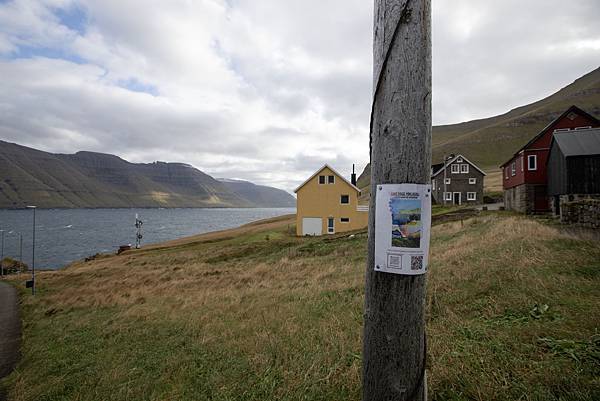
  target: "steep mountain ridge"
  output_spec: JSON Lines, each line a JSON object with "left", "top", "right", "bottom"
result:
{"left": 0, "top": 141, "right": 295, "bottom": 208}
{"left": 431, "top": 67, "right": 600, "bottom": 168}
{"left": 358, "top": 67, "right": 600, "bottom": 190}
{"left": 218, "top": 179, "right": 296, "bottom": 208}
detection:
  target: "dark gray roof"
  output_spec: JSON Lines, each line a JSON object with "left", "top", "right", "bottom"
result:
{"left": 553, "top": 128, "right": 600, "bottom": 157}
{"left": 431, "top": 162, "right": 444, "bottom": 172}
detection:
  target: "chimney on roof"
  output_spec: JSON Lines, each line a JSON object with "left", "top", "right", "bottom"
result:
{"left": 351, "top": 164, "right": 357, "bottom": 186}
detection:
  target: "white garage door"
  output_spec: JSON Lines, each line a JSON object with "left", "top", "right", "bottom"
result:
{"left": 302, "top": 218, "right": 322, "bottom": 236}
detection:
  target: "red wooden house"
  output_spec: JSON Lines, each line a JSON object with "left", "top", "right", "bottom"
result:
{"left": 501, "top": 105, "right": 600, "bottom": 213}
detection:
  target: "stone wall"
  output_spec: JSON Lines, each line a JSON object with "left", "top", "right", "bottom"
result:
{"left": 504, "top": 184, "right": 546, "bottom": 214}
{"left": 504, "top": 185, "right": 523, "bottom": 212}
{"left": 504, "top": 184, "right": 530, "bottom": 213}
{"left": 560, "top": 197, "right": 600, "bottom": 228}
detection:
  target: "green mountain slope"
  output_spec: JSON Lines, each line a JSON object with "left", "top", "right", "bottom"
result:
{"left": 358, "top": 66, "right": 600, "bottom": 190}
{"left": 0, "top": 141, "right": 295, "bottom": 208}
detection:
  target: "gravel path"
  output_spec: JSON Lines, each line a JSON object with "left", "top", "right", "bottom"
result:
{"left": 0, "top": 281, "right": 20, "bottom": 401}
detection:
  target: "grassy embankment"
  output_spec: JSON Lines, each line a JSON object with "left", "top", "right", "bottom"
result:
{"left": 2, "top": 213, "right": 599, "bottom": 400}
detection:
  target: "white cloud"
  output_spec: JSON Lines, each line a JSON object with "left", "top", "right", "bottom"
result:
{"left": 0, "top": 0, "right": 599, "bottom": 192}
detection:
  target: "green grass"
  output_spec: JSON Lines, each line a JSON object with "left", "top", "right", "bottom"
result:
{"left": 2, "top": 213, "right": 599, "bottom": 400}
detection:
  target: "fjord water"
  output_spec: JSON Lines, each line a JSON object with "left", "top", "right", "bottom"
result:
{"left": 0, "top": 208, "right": 295, "bottom": 269}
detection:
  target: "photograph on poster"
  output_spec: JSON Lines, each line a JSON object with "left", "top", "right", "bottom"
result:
{"left": 389, "top": 197, "right": 422, "bottom": 249}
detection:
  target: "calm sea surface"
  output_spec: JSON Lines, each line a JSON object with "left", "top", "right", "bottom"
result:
{"left": 0, "top": 208, "right": 296, "bottom": 269}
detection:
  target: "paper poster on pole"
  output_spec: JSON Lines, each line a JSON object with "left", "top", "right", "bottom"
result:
{"left": 374, "top": 184, "right": 432, "bottom": 275}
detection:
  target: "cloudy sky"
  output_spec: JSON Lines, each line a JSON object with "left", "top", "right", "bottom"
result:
{"left": 0, "top": 0, "right": 599, "bottom": 192}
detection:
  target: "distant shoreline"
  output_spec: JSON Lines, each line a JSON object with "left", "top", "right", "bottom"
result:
{"left": 0, "top": 208, "right": 297, "bottom": 270}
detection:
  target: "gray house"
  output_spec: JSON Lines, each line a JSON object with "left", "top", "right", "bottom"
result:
{"left": 431, "top": 155, "right": 486, "bottom": 205}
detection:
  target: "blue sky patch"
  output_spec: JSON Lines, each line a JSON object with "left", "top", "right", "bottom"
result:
{"left": 117, "top": 78, "right": 159, "bottom": 96}
{"left": 3, "top": 45, "right": 86, "bottom": 64}
{"left": 54, "top": 4, "right": 88, "bottom": 36}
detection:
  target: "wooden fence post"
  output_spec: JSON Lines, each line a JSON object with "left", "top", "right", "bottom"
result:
{"left": 363, "top": 0, "right": 432, "bottom": 400}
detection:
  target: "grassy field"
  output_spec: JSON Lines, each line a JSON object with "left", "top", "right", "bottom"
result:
{"left": 2, "top": 213, "right": 599, "bottom": 400}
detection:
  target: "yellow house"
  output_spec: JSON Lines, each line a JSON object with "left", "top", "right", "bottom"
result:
{"left": 294, "top": 164, "right": 369, "bottom": 236}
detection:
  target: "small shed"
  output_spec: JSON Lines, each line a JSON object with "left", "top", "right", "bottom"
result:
{"left": 547, "top": 128, "right": 600, "bottom": 213}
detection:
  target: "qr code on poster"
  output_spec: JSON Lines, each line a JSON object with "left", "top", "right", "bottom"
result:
{"left": 387, "top": 254, "right": 401, "bottom": 269}
{"left": 411, "top": 255, "right": 424, "bottom": 270}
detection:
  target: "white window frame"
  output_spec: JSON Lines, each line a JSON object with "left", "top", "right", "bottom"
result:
{"left": 444, "top": 192, "right": 452, "bottom": 201}
{"left": 432, "top": 180, "right": 436, "bottom": 191}
{"left": 521, "top": 156, "right": 524, "bottom": 172}
{"left": 453, "top": 192, "right": 462, "bottom": 205}
{"left": 461, "top": 164, "right": 469, "bottom": 174}
{"left": 451, "top": 164, "right": 460, "bottom": 174}
{"left": 328, "top": 175, "right": 335, "bottom": 184}
{"left": 445, "top": 178, "right": 451, "bottom": 185}
{"left": 528, "top": 155, "right": 537, "bottom": 171}
{"left": 318, "top": 175, "right": 326, "bottom": 185}
{"left": 327, "top": 217, "right": 335, "bottom": 234}
{"left": 511, "top": 162, "right": 516, "bottom": 176}
{"left": 340, "top": 217, "right": 350, "bottom": 223}
{"left": 467, "top": 192, "right": 476, "bottom": 201}
{"left": 469, "top": 178, "right": 476, "bottom": 184}
{"left": 340, "top": 194, "right": 350, "bottom": 204}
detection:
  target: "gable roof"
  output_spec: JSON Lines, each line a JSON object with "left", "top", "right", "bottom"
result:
{"left": 431, "top": 154, "right": 487, "bottom": 178}
{"left": 552, "top": 128, "right": 600, "bottom": 157}
{"left": 500, "top": 105, "right": 600, "bottom": 167}
{"left": 294, "top": 164, "right": 360, "bottom": 193}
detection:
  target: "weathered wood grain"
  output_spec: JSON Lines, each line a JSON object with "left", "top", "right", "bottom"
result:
{"left": 363, "top": 0, "right": 431, "bottom": 400}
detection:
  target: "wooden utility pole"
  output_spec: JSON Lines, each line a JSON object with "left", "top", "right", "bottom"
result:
{"left": 363, "top": 0, "right": 431, "bottom": 400}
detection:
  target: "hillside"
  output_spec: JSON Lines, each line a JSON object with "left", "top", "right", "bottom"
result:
{"left": 3, "top": 212, "right": 599, "bottom": 400}
{"left": 358, "top": 67, "right": 600, "bottom": 190}
{"left": 0, "top": 141, "right": 295, "bottom": 208}
{"left": 218, "top": 179, "right": 296, "bottom": 208}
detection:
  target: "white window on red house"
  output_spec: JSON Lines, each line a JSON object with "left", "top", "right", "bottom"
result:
{"left": 467, "top": 192, "right": 476, "bottom": 201}
{"left": 461, "top": 164, "right": 469, "bottom": 173}
{"left": 469, "top": 178, "right": 476, "bottom": 184}
{"left": 505, "top": 168, "right": 509, "bottom": 180}
{"left": 511, "top": 162, "right": 516, "bottom": 176}
{"left": 451, "top": 164, "right": 460, "bottom": 174}
{"left": 521, "top": 156, "right": 524, "bottom": 172}
{"left": 528, "top": 155, "right": 537, "bottom": 171}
